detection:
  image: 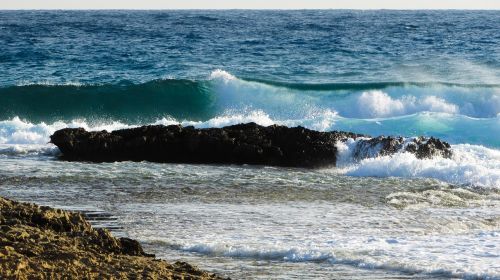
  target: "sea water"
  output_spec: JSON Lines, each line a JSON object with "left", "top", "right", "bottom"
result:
{"left": 0, "top": 10, "right": 499, "bottom": 279}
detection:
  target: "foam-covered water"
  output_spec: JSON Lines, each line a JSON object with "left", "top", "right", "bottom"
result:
{"left": 1, "top": 10, "right": 499, "bottom": 280}
{"left": 1, "top": 159, "right": 498, "bottom": 279}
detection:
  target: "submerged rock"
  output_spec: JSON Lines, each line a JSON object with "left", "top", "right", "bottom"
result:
{"left": 50, "top": 123, "right": 452, "bottom": 167}
{"left": 0, "top": 196, "right": 226, "bottom": 280}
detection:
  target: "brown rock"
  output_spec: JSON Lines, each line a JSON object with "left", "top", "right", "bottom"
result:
{"left": 0, "top": 196, "right": 227, "bottom": 280}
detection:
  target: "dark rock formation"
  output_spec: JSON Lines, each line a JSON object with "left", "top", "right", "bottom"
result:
{"left": 354, "top": 136, "right": 452, "bottom": 160}
{"left": 0, "top": 196, "right": 226, "bottom": 280}
{"left": 50, "top": 123, "right": 452, "bottom": 167}
{"left": 50, "top": 123, "right": 360, "bottom": 167}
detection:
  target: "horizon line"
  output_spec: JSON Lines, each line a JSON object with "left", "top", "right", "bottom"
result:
{"left": 1, "top": 8, "right": 499, "bottom": 11}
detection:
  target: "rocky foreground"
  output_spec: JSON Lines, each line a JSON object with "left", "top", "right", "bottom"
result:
{"left": 0, "top": 196, "right": 226, "bottom": 280}
{"left": 50, "top": 122, "right": 452, "bottom": 167}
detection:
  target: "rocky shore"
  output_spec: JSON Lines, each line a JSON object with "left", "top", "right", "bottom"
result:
{"left": 0, "top": 196, "right": 225, "bottom": 280}
{"left": 50, "top": 123, "right": 452, "bottom": 167}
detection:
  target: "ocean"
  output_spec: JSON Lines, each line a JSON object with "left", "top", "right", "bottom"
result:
{"left": 0, "top": 10, "right": 499, "bottom": 279}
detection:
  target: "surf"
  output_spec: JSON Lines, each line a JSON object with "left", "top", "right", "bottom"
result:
{"left": 2, "top": 70, "right": 499, "bottom": 122}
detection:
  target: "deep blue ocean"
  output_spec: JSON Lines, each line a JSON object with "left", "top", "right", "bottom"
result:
{"left": 0, "top": 10, "right": 499, "bottom": 279}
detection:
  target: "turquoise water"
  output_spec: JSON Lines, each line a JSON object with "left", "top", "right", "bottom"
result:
{"left": 0, "top": 10, "right": 499, "bottom": 279}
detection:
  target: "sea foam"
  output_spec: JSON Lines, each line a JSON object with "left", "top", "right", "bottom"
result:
{"left": 139, "top": 201, "right": 500, "bottom": 280}
{"left": 175, "top": 241, "right": 500, "bottom": 280}
{"left": 207, "top": 70, "right": 500, "bottom": 119}
{"left": 1, "top": 115, "right": 499, "bottom": 189}
{"left": 336, "top": 139, "right": 500, "bottom": 188}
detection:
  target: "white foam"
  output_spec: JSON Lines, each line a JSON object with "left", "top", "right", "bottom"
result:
{"left": 0, "top": 117, "right": 134, "bottom": 145}
{"left": 350, "top": 90, "right": 459, "bottom": 118}
{"left": 136, "top": 202, "right": 500, "bottom": 280}
{"left": 179, "top": 243, "right": 333, "bottom": 262}
{"left": 154, "top": 110, "right": 276, "bottom": 128}
{"left": 177, "top": 241, "right": 499, "bottom": 279}
{"left": 349, "top": 88, "right": 499, "bottom": 118}
{"left": 16, "top": 80, "right": 87, "bottom": 87}
{"left": 386, "top": 188, "right": 489, "bottom": 209}
{"left": 335, "top": 141, "right": 500, "bottom": 188}
{"left": 209, "top": 69, "right": 236, "bottom": 81}
{"left": 153, "top": 109, "right": 338, "bottom": 132}
{"left": 205, "top": 70, "right": 500, "bottom": 119}
{"left": 0, "top": 144, "right": 59, "bottom": 157}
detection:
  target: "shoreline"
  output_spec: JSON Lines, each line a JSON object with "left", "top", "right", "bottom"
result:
{"left": 0, "top": 196, "right": 227, "bottom": 280}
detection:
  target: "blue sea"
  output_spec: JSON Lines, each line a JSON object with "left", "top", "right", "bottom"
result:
{"left": 0, "top": 10, "right": 499, "bottom": 279}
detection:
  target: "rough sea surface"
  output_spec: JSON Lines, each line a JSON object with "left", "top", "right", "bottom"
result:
{"left": 0, "top": 10, "right": 499, "bottom": 279}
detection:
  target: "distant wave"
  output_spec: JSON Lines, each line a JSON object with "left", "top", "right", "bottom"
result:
{"left": 242, "top": 78, "right": 500, "bottom": 91}
{"left": 1, "top": 70, "right": 499, "bottom": 124}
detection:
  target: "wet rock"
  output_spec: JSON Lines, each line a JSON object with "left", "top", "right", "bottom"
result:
{"left": 412, "top": 136, "right": 453, "bottom": 159}
{"left": 354, "top": 136, "right": 453, "bottom": 160}
{"left": 50, "top": 123, "right": 452, "bottom": 167}
{"left": 353, "top": 136, "right": 405, "bottom": 159}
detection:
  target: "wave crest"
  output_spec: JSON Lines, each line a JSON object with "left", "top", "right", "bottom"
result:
{"left": 354, "top": 91, "right": 459, "bottom": 118}
{"left": 1, "top": 70, "right": 499, "bottom": 124}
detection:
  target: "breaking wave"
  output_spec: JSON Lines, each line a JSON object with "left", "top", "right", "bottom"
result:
{"left": 168, "top": 239, "right": 500, "bottom": 280}
{"left": 1, "top": 70, "right": 499, "bottom": 123}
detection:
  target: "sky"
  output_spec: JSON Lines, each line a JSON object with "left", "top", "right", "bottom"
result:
{"left": 2, "top": 0, "right": 500, "bottom": 10}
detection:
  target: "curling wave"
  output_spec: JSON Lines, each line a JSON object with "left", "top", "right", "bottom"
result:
{"left": 2, "top": 70, "right": 499, "bottom": 123}
{"left": 0, "top": 79, "right": 215, "bottom": 123}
